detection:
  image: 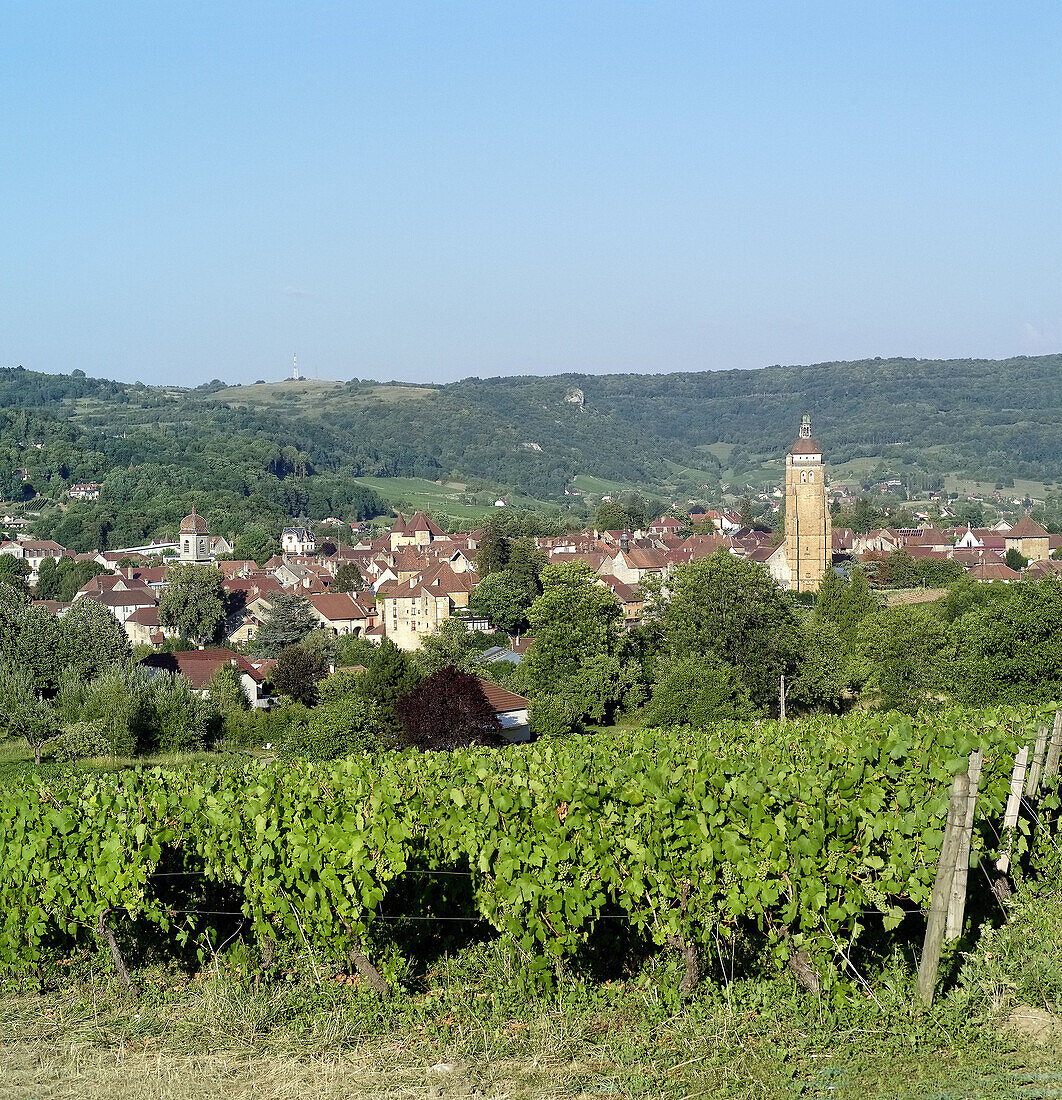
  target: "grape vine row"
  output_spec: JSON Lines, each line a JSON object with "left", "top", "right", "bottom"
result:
{"left": 1, "top": 706, "right": 1056, "bottom": 994}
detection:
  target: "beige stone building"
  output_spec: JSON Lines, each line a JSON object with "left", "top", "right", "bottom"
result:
{"left": 1004, "top": 516, "right": 1050, "bottom": 563}
{"left": 783, "top": 414, "right": 831, "bottom": 593}
{"left": 375, "top": 563, "right": 476, "bottom": 650}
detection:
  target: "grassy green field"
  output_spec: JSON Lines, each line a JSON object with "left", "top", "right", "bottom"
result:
{"left": 702, "top": 442, "right": 735, "bottom": 463}
{"left": 569, "top": 473, "right": 644, "bottom": 498}
{"left": 207, "top": 379, "right": 439, "bottom": 415}
{"left": 351, "top": 475, "right": 559, "bottom": 525}
{"left": 943, "top": 474, "right": 1056, "bottom": 502}
{"left": 825, "top": 456, "right": 887, "bottom": 486}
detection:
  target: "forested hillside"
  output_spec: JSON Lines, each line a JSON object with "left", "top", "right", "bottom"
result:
{"left": 2, "top": 354, "right": 1062, "bottom": 549}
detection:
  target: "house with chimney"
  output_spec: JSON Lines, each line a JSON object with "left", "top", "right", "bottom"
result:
{"left": 68, "top": 483, "right": 101, "bottom": 501}
{"left": 598, "top": 546, "right": 667, "bottom": 587}
{"left": 73, "top": 574, "right": 158, "bottom": 625}
{"left": 281, "top": 525, "right": 316, "bottom": 556}
{"left": 141, "top": 648, "right": 275, "bottom": 708}
{"left": 597, "top": 575, "right": 644, "bottom": 626}
{"left": 647, "top": 515, "right": 683, "bottom": 536}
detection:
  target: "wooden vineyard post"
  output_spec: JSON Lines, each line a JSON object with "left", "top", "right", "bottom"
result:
{"left": 916, "top": 772, "right": 970, "bottom": 1009}
{"left": 1043, "top": 709, "right": 1062, "bottom": 784}
{"left": 996, "top": 746, "right": 1030, "bottom": 877}
{"left": 945, "top": 751, "right": 983, "bottom": 942}
{"left": 1024, "top": 723, "right": 1050, "bottom": 799}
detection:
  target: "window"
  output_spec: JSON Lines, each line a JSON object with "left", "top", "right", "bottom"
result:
{"left": 808, "top": 472, "right": 814, "bottom": 483}
{"left": 801, "top": 471, "right": 807, "bottom": 483}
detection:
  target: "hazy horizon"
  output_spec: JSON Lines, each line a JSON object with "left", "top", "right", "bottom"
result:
{"left": 3, "top": 2, "right": 1061, "bottom": 388}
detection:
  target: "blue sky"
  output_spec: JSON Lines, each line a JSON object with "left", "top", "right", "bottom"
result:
{"left": 2, "top": 2, "right": 1060, "bottom": 386}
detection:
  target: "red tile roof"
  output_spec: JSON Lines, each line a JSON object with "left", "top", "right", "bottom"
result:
{"left": 307, "top": 592, "right": 375, "bottom": 621}
{"left": 140, "top": 648, "right": 266, "bottom": 689}
{"left": 377, "top": 562, "right": 476, "bottom": 600}
{"left": 79, "top": 589, "right": 156, "bottom": 609}
{"left": 126, "top": 606, "right": 162, "bottom": 626}
{"left": 32, "top": 600, "right": 69, "bottom": 615}
{"left": 968, "top": 559, "right": 1021, "bottom": 582}
{"left": 598, "top": 576, "right": 640, "bottom": 602}
{"left": 475, "top": 678, "right": 529, "bottom": 714}
{"left": 1007, "top": 516, "right": 1049, "bottom": 538}
{"left": 618, "top": 548, "right": 667, "bottom": 570}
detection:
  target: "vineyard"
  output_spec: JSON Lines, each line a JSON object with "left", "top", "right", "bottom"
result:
{"left": 1, "top": 707, "right": 1059, "bottom": 1003}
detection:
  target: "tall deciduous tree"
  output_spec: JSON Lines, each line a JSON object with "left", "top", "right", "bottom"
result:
{"left": 413, "top": 617, "right": 495, "bottom": 676}
{"left": 949, "top": 577, "right": 1062, "bottom": 705}
{"left": 1, "top": 600, "right": 66, "bottom": 695}
{"left": 231, "top": 524, "right": 281, "bottom": 567}
{"left": 0, "top": 556, "right": 31, "bottom": 596}
{"left": 815, "top": 567, "right": 879, "bottom": 642}
{"left": 271, "top": 642, "right": 330, "bottom": 706}
{"left": 594, "top": 501, "right": 634, "bottom": 532}
{"left": 850, "top": 498, "right": 886, "bottom": 534}
{"left": 648, "top": 550, "right": 802, "bottom": 710}
{"left": 34, "top": 556, "right": 107, "bottom": 602}
{"left": 857, "top": 604, "right": 948, "bottom": 713}
{"left": 524, "top": 562, "right": 622, "bottom": 694}
{"left": 469, "top": 569, "right": 532, "bottom": 636}
{"left": 642, "top": 654, "right": 757, "bottom": 728}
{"left": 159, "top": 564, "right": 225, "bottom": 643}
{"left": 0, "top": 659, "right": 58, "bottom": 764}
{"left": 60, "top": 597, "right": 131, "bottom": 683}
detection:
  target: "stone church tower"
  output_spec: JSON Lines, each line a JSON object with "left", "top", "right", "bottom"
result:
{"left": 179, "top": 506, "right": 211, "bottom": 563}
{"left": 783, "top": 414, "right": 831, "bottom": 592}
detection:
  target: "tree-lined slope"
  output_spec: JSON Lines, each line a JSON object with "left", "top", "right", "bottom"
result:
{"left": 2, "top": 354, "right": 1061, "bottom": 547}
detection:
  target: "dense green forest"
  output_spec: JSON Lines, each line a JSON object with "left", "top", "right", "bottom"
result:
{"left": 3, "top": 354, "right": 1062, "bottom": 549}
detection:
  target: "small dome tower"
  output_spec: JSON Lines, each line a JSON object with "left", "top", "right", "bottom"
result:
{"left": 179, "top": 506, "right": 211, "bottom": 563}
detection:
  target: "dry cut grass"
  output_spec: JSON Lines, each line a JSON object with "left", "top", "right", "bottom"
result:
{"left": 2, "top": 968, "right": 1060, "bottom": 1100}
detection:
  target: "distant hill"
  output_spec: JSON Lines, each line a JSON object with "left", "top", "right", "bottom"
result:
{"left": 2, "top": 354, "right": 1061, "bottom": 547}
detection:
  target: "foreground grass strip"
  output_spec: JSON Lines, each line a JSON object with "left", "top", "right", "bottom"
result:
{"left": 1, "top": 977, "right": 1059, "bottom": 1100}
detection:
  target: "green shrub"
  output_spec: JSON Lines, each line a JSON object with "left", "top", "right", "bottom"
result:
{"left": 317, "top": 667, "right": 366, "bottom": 704}
{"left": 221, "top": 702, "right": 310, "bottom": 750}
{"left": 282, "top": 695, "right": 384, "bottom": 760}
{"left": 642, "top": 655, "right": 757, "bottom": 728}
{"left": 528, "top": 692, "right": 581, "bottom": 738}
{"left": 146, "top": 673, "right": 209, "bottom": 753}
{"left": 49, "top": 721, "right": 112, "bottom": 762}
